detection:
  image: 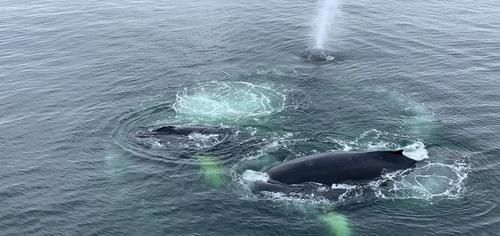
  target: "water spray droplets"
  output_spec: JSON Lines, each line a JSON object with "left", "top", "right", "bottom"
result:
{"left": 313, "top": 0, "right": 340, "bottom": 49}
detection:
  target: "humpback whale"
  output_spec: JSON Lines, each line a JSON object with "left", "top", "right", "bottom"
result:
{"left": 252, "top": 150, "right": 417, "bottom": 193}
{"left": 135, "top": 125, "right": 233, "bottom": 138}
{"left": 303, "top": 48, "right": 334, "bottom": 62}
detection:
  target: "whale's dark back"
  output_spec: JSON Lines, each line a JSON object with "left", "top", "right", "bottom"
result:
{"left": 267, "top": 150, "right": 417, "bottom": 185}
{"left": 302, "top": 48, "right": 331, "bottom": 62}
{"left": 135, "top": 125, "right": 232, "bottom": 137}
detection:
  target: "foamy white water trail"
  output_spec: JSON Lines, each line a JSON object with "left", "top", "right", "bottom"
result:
{"left": 313, "top": 0, "right": 340, "bottom": 49}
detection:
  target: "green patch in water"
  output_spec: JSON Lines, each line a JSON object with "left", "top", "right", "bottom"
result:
{"left": 197, "top": 155, "right": 228, "bottom": 188}
{"left": 321, "top": 211, "right": 351, "bottom": 236}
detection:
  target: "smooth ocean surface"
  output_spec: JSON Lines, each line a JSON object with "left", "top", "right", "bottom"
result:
{"left": 1, "top": 0, "right": 499, "bottom": 235}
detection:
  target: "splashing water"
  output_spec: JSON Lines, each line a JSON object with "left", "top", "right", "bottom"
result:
{"left": 241, "top": 169, "right": 270, "bottom": 183}
{"left": 402, "top": 141, "right": 428, "bottom": 161}
{"left": 372, "top": 161, "right": 470, "bottom": 200}
{"left": 313, "top": 0, "right": 340, "bottom": 49}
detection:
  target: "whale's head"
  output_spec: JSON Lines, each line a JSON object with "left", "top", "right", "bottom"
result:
{"left": 303, "top": 48, "right": 334, "bottom": 62}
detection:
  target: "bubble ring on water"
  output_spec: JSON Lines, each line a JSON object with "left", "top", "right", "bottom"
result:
{"left": 172, "top": 81, "right": 287, "bottom": 123}
{"left": 110, "top": 102, "right": 239, "bottom": 166}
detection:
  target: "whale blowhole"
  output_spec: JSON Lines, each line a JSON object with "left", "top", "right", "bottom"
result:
{"left": 303, "top": 48, "right": 335, "bottom": 63}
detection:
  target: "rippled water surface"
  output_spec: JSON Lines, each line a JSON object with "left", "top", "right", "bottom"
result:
{"left": 1, "top": 0, "right": 499, "bottom": 235}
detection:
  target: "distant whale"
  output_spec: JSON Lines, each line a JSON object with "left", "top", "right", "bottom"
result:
{"left": 302, "top": 48, "right": 333, "bottom": 62}
{"left": 252, "top": 150, "right": 417, "bottom": 193}
{"left": 135, "top": 125, "right": 233, "bottom": 138}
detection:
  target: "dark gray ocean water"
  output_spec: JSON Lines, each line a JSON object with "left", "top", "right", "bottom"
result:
{"left": 1, "top": 0, "right": 499, "bottom": 235}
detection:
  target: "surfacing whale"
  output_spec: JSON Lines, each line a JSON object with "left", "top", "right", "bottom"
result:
{"left": 302, "top": 48, "right": 334, "bottom": 62}
{"left": 135, "top": 125, "right": 233, "bottom": 138}
{"left": 252, "top": 150, "right": 417, "bottom": 193}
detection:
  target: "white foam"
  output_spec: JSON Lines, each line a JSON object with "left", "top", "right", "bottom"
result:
{"left": 331, "top": 183, "right": 357, "bottom": 190}
{"left": 403, "top": 141, "right": 429, "bottom": 161}
{"left": 242, "top": 170, "right": 269, "bottom": 182}
{"left": 372, "top": 161, "right": 469, "bottom": 200}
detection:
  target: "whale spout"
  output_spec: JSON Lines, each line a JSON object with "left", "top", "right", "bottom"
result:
{"left": 303, "top": 48, "right": 334, "bottom": 62}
